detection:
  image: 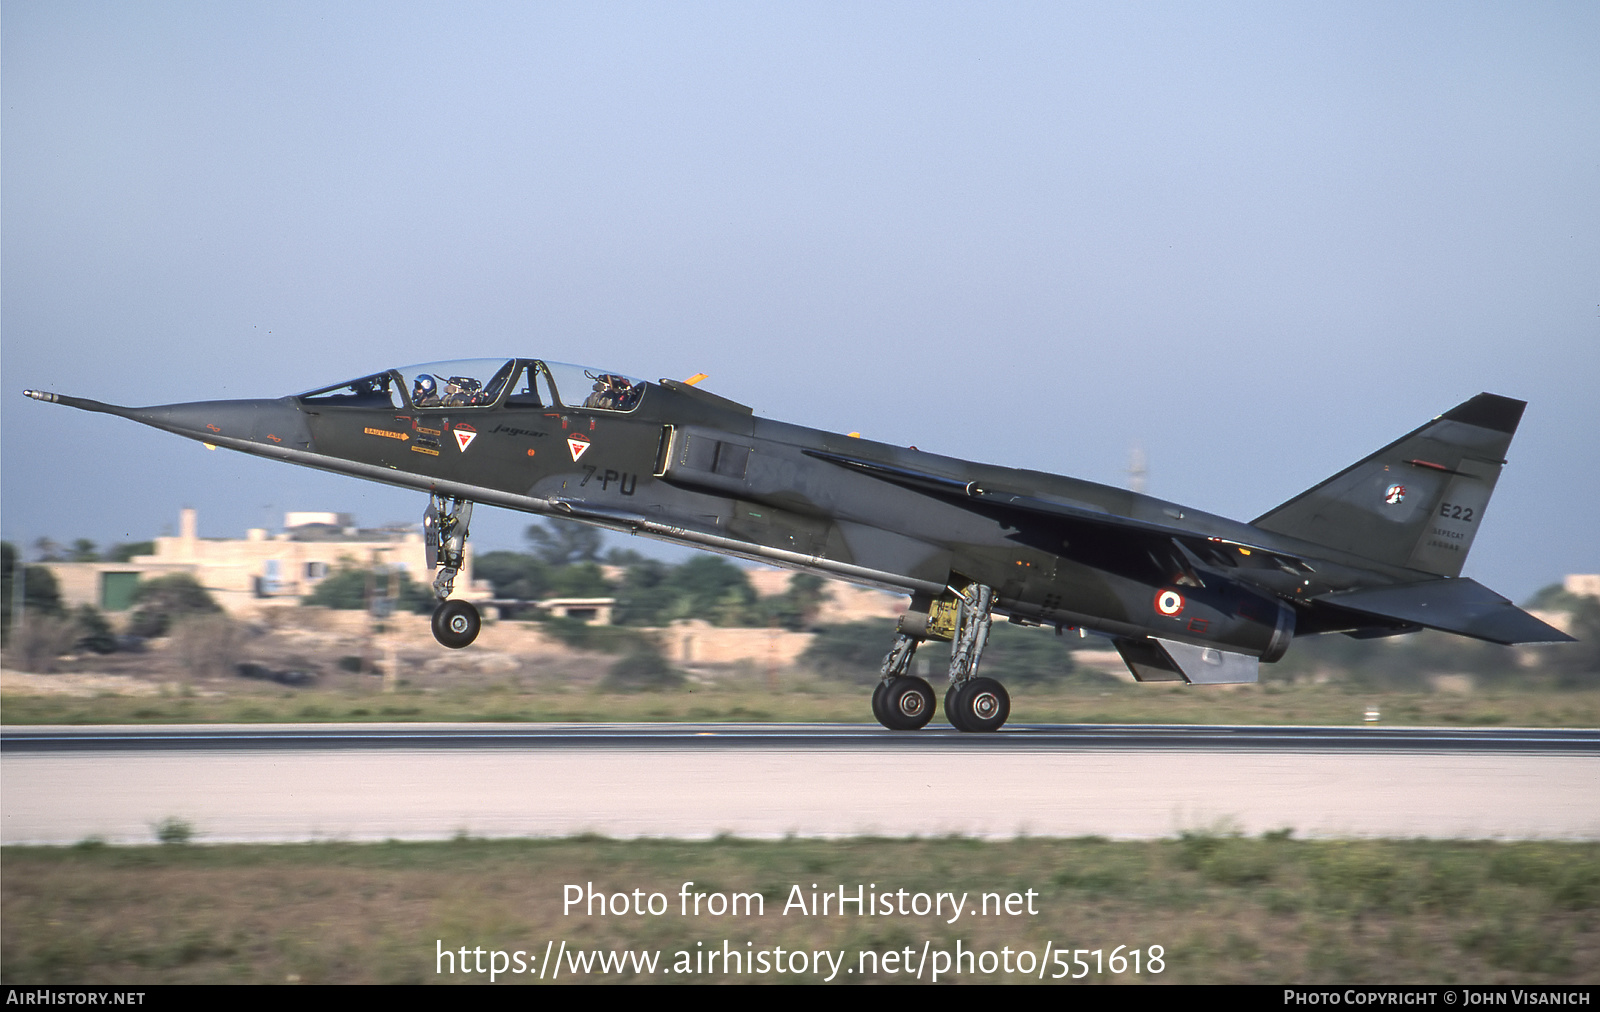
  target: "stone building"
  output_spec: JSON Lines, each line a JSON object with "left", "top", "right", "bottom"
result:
{"left": 45, "top": 508, "right": 486, "bottom": 617}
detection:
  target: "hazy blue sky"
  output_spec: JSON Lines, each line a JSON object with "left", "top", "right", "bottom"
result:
{"left": 4, "top": 2, "right": 1597, "bottom": 601}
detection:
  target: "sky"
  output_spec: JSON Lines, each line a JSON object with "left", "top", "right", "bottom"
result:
{"left": 3, "top": 2, "right": 1597, "bottom": 602}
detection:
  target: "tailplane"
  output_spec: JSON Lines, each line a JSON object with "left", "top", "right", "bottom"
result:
{"left": 1252, "top": 393, "right": 1524, "bottom": 577}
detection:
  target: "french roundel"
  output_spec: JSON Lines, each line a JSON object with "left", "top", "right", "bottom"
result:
{"left": 1155, "top": 589, "right": 1185, "bottom": 617}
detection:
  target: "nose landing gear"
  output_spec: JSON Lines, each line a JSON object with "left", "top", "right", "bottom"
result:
{"left": 424, "top": 494, "right": 479, "bottom": 649}
{"left": 432, "top": 598, "right": 481, "bottom": 649}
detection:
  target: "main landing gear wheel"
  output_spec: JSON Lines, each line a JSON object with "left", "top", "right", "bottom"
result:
{"left": 871, "top": 679, "right": 892, "bottom": 727}
{"left": 947, "top": 676, "right": 1010, "bottom": 733}
{"left": 945, "top": 682, "right": 965, "bottom": 731}
{"left": 880, "top": 676, "right": 936, "bottom": 731}
{"left": 432, "top": 600, "right": 481, "bottom": 649}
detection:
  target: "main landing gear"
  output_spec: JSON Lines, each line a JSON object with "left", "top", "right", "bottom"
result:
{"left": 424, "top": 494, "right": 480, "bottom": 649}
{"left": 873, "top": 582, "right": 1011, "bottom": 733}
{"left": 872, "top": 634, "right": 936, "bottom": 730}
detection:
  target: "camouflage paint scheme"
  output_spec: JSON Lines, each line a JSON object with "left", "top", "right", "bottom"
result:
{"left": 24, "top": 359, "right": 1571, "bottom": 729}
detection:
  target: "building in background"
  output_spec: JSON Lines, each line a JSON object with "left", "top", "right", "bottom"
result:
{"left": 45, "top": 508, "right": 486, "bottom": 616}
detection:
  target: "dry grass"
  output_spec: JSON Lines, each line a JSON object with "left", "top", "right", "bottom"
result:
{"left": 4, "top": 675, "right": 1599, "bottom": 729}
{"left": 4, "top": 616, "right": 81, "bottom": 674}
{"left": 3, "top": 611, "right": 1597, "bottom": 727}
{"left": 3, "top": 837, "right": 1596, "bottom": 984}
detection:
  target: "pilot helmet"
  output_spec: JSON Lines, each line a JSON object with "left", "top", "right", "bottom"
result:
{"left": 413, "top": 374, "right": 437, "bottom": 401}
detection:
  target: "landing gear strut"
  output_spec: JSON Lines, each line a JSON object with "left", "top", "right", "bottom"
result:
{"left": 424, "top": 494, "right": 479, "bottom": 649}
{"left": 871, "top": 580, "right": 1010, "bottom": 733}
{"left": 873, "top": 633, "right": 935, "bottom": 730}
{"left": 943, "top": 583, "right": 1009, "bottom": 732}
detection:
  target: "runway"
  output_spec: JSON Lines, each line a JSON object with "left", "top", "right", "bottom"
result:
{"left": 3, "top": 723, "right": 1597, "bottom": 844}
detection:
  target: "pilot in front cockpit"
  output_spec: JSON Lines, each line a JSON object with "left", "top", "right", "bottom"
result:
{"left": 412, "top": 374, "right": 441, "bottom": 407}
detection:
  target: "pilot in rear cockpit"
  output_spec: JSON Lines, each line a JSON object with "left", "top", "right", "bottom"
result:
{"left": 584, "top": 373, "right": 636, "bottom": 410}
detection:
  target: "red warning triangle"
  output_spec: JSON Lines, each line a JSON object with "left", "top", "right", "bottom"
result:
{"left": 454, "top": 429, "right": 477, "bottom": 452}
{"left": 567, "top": 435, "right": 591, "bottom": 462}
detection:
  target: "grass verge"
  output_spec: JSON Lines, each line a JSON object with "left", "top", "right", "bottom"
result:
{"left": 3, "top": 836, "right": 1597, "bottom": 984}
{"left": 4, "top": 682, "right": 1600, "bottom": 727}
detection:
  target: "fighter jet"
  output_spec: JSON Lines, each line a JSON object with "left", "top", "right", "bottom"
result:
{"left": 24, "top": 359, "right": 1572, "bottom": 731}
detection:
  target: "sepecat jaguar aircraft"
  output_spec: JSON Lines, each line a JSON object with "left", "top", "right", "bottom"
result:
{"left": 24, "top": 359, "right": 1572, "bottom": 731}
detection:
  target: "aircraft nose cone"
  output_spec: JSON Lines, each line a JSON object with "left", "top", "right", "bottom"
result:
{"left": 130, "top": 398, "right": 313, "bottom": 450}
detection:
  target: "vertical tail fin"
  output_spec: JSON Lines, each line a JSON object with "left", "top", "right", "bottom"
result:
{"left": 1251, "top": 393, "right": 1525, "bottom": 577}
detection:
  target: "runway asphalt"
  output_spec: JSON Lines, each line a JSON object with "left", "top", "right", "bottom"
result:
{"left": 3, "top": 723, "right": 1596, "bottom": 844}
{"left": 6, "top": 721, "right": 1598, "bottom": 752}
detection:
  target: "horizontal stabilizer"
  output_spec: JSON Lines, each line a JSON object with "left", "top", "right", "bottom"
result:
{"left": 1113, "top": 637, "right": 1260, "bottom": 684}
{"left": 1315, "top": 578, "right": 1574, "bottom": 645}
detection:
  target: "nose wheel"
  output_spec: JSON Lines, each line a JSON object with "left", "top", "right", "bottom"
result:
{"left": 432, "top": 599, "right": 481, "bottom": 649}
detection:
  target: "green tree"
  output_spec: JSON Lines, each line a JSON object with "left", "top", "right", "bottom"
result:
{"left": 73, "top": 605, "right": 118, "bottom": 654}
{"left": 128, "top": 573, "right": 221, "bottom": 637}
{"left": 973, "top": 622, "right": 1081, "bottom": 686}
{"left": 800, "top": 620, "right": 899, "bottom": 684}
{"left": 612, "top": 559, "right": 674, "bottom": 625}
{"left": 1525, "top": 583, "right": 1584, "bottom": 612}
{"left": 525, "top": 519, "right": 603, "bottom": 566}
{"left": 474, "top": 550, "right": 552, "bottom": 600}
{"left": 302, "top": 562, "right": 435, "bottom": 612}
{"left": 547, "top": 561, "right": 613, "bottom": 598}
{"left": 2, "top": 544, "right": 64, "bottom": 642}
{"left": 2, "top": 542, "right": 18, "bottom": 632}
{"left": 604, "top": 546, "right": 649, "bottom": 567}
{"left": 106, "top": 541, "right": 155, "bottom": 563}
{"left": 3, "top": 544, "right": 65, "bottom": 641}
{"left": 69, "top": 539, "right": 100, "bottom": 562}
{"left": 1267, "top": 628, "right": 1515, "bottom": 689}
{"left": 1548, "top": 598, "right": 1600, "bottom": 688}
{"left": 613, "top": 556, "right": 814, "bottom": 628}
{"left": 669, "top": 556, "right": 756, "bottom": 625}
{"left": 601, "top": 641, "right": 685, "bottom": 691}
{"left": 750, "top": 572, "right": 832, "bottom": 630}
{"left": 799, "top": 620, "right": 1084, "bottom": 686}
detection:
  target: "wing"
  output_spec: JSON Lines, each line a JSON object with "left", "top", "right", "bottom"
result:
{"left": 804, "top": 448, "right": 1573, "bottom": 645}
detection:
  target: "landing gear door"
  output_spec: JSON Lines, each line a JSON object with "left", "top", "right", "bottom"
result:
{"left": 423, "top": 500, "right": 440, "bottom": 571}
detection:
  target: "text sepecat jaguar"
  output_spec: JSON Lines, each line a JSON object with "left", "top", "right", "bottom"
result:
{"left": 24, "top": 360, "right": 1572, "bottom": 731}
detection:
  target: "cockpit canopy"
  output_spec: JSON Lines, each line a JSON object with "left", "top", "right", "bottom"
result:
{"left": 298, "top": 359, "right": 647, "bottom": 413}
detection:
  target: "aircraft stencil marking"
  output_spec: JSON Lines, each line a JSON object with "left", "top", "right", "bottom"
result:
{"left": 22, "top": 357, "right": 1572, "bottom": 733}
